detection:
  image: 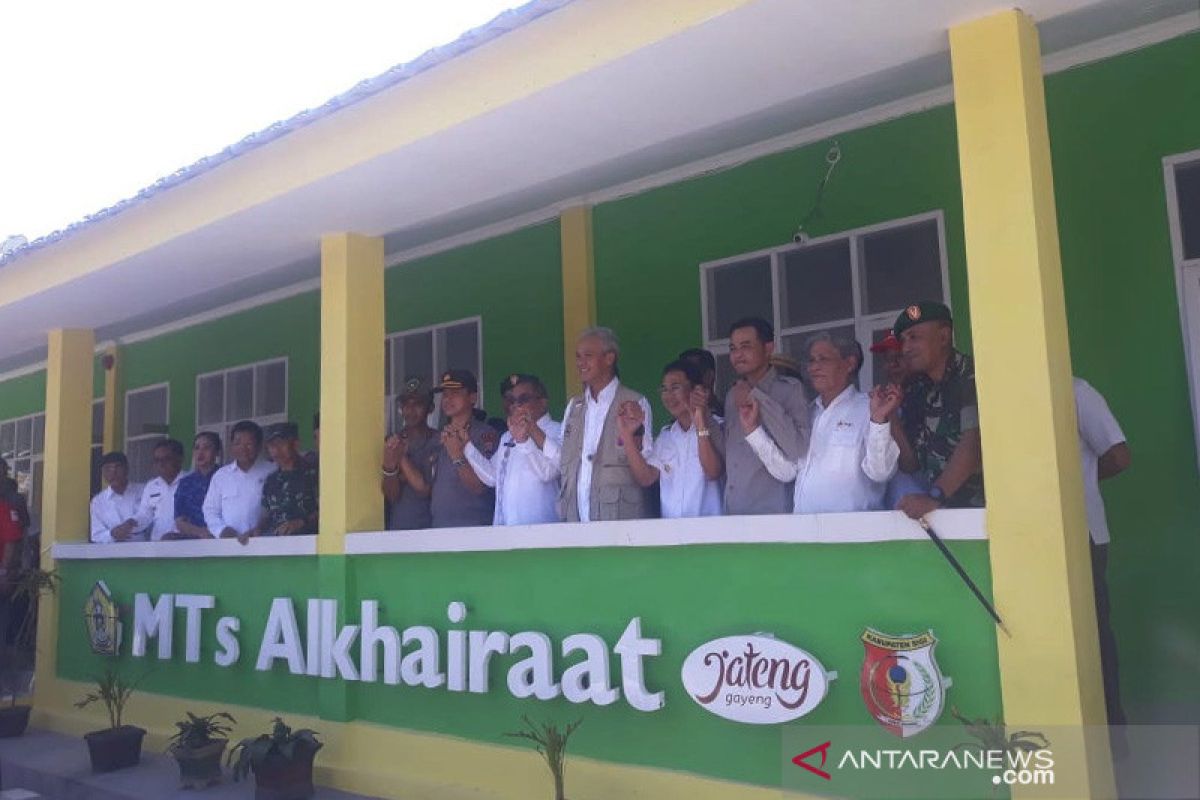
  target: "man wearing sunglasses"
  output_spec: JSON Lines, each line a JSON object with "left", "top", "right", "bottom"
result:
{"left": 464, "top": 374, "right": 561, "bottom": 525}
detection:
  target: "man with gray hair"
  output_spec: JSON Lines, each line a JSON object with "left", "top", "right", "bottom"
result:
{"left": 534, "top": 326, "right": 654, "bottom": 521}
{"left": 742, "top": 331, "right": 900, "bottom": 512}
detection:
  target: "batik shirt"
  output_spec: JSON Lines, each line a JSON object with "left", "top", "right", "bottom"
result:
{"left": 901, "top": 350, "right": 985, "bottom": 508}
{"left": 260, "top": 464, "right": 319, "bottom": 535}
{"left": 173, "top": 469, "right": 215, "bottom": 527}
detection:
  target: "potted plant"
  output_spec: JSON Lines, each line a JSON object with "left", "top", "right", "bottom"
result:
{"left": 74, "top": 668, "right": 146, "bottom": 772}
{"left": 228, "top": 716, "right": 322, "bottom": 800}
{"left": 0, "top": 567, "right": 59, "bottom": 737}
{"left": 167, "top": 710, "right": 237, "bottom": 788}
{"left": 504, "top": 716, "right": 583, "bottom": 800}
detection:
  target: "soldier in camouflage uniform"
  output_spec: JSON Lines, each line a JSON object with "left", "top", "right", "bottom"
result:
{"left": 252, "top": 422, "right": 319, "bottom": 539}
{"left": 893, "top": 301, "right": 985, "bottom": 519}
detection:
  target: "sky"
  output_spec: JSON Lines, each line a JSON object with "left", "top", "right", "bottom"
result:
{"left": 0, "top": 0, "right": 520, "bottom": 245}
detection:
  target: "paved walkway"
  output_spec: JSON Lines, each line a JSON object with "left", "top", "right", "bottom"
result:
{"left": 0, "top": 728, "right": 382, "bottom": 799}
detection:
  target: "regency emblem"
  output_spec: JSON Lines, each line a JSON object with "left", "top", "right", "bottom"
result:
{"left": 860, "top": 628, "right": 951, "bottom": 737}
{"left": 84, "top": 580, "right": 122, "bottom": 656}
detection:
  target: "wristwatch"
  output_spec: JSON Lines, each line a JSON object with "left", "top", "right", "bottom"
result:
{"left": 928, "top": 486, "right": 946, "bottom": 504}
{"left": 452, "top": 457, "right": 467, "bottom": 467}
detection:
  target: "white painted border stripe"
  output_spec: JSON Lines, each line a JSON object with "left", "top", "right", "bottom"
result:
{"left": 53, "top": 535, "right": 317, "bottom": 560}
{"left": 344, "top": 509, "right": 987, "bottom": 555}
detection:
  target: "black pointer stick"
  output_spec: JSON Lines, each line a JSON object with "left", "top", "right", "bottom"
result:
{"left": 919, "top": 517, "right": 1011, "bottom": 637}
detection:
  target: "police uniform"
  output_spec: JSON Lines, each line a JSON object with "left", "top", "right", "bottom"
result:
{"left": 389, "top": 427, "right": 437, "bottom": 530}
{"left": 723, "top": 367, "right": 811, "bottom": 515}
{"left": 428, "top": 370, "right": 500, "bottom": 528}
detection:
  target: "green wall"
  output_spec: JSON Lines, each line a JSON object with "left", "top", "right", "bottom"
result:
{"left": 0, "top": 370, "right": 47, "bottom": 421}
{"left": 1046, "top": 32, "right": 1200, "bottom": 723}
{"left": 385, "top": 220, "right": 565, "bottom": 411}
{"left": 119, "top": 291, "right": 321, "bottom": 452}
{"left": 58, "top": 541, "right": 1000, "bottom": 789}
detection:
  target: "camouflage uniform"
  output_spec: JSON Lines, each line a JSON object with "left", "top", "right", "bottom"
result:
{"left": 901, "top": 350, "right": 985, "bottom": 508}
{"left": 260, "top": 465, "right": 319, "bottom": 535}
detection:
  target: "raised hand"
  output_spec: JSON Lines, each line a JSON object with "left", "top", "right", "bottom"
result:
{"left": 869, "top": 383, "right": 903, "bottom": 423}
{"left": 738, "top": 392, "right": 761, "bottom": 434}
{"left": 383, "top": 434, "right": 405, "bottom": 469}
{"left": 442, "top": 426, "right": 468, "bottom": 459}
{"left": 616, "top": 400, "right": 645, "bottom": 438}
{"left": 508, "top": 413, "right": 531, "bottom": 443}
{"left": 689, "top": 385, "right": 711, "bottom": 428}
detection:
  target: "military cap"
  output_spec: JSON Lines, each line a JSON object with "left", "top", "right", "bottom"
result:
{"left": 263, "top": 422, "right": 299, "bottom": 442}
{"left": 892, "top": 301, "right": 953, "bottom": 337}
{"left": 870, "top": 332, "right": 903, "bottom": 353}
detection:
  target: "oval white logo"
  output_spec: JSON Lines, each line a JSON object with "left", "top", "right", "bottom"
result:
{"left": 680, "top": 635, "right": 833, "bottom": 724}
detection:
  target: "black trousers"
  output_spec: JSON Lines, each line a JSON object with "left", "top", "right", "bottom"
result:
{"left": 1090, "top": 542, "right": 1127, "bottom": 726}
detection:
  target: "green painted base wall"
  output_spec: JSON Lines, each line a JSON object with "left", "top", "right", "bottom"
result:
{"left": 57, "top": 542, "right": 1000, "bottom": 788}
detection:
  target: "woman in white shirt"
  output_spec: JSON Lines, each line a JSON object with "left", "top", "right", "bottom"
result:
{"left": 740, "top": 332, "right": 900, "bottom": 513}
{"left": 616, "top": 360, "right": 724, "bottom": 517}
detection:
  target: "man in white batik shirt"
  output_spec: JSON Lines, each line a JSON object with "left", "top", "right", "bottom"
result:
{"left": 464, "top": 374, "right": 561, "bottom": 525}
{"left": 742, "top": 332, "right": 899, "bottom": 513}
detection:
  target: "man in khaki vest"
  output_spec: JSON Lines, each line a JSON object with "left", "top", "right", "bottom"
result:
{"left": 533, "top": 327, "right": 654, "bottom": 521}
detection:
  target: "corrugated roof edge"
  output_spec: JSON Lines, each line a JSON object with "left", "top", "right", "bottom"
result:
{"left": 0, "top": 0, "right": 573, "bottom": 268}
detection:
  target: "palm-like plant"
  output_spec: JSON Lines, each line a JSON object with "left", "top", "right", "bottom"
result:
{"left": 504, "top": 716, "right": 583, "bottom": 800}
{"left": 2, "top": 567, "right": 59, "bottom": 706}
{"left": 73, "top": 669, "right": 140, "bottom": 729}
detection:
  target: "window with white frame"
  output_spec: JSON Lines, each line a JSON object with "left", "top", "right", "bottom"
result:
{"left": 384, "top": 318, "right": 482, "bottom": 432}
{"left": 1165, "top": 151, "right": 1200, "bottom": 468}
{"left": 0, "top": 412, "right": 44, "bottom": 518}
{"left": 124, "top": 384, "right": 170, "bottom": 483}
{"left": 700, "top": 212, "right": 950, "bottom": 395}
{"left": 195, "top": 358, "right": 289, "bottom": 449}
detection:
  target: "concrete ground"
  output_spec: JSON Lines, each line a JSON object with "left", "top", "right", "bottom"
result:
{"left": 0, "top": 728, "right": 382, "bottom": 800}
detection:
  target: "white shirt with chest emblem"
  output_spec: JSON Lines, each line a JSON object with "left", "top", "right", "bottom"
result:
{"left": 648, "top": 420, "right": 723, "bottom": 518}
{"left": 202, "top": 460, "right": 278, "bottom": 536}
{"left": 131, "top": 471, "right": 191, "bottom": 541}
{"left": 746, "top": 385, "right": 897, "bottom": 513}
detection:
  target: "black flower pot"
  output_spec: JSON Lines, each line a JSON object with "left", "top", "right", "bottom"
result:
{"left": 173, "top": 739, "right": 227, "bottom": 788}
{"left": 84, "top": 725, "right": 146, "bottom": 773}
{"left": 0, "top": 704, "right": 31, "bottom": 738}
{"left": 252, "top": 743, "right": 319, "bottom": 800}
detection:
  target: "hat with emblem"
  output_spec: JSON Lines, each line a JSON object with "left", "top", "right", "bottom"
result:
{"left": 397, "top": 377, "right": 433, "bottom": 404}
{"left": 264, "top": 422, "right": 299, "bottom": 442}
{"left": 869, "top": 332, "right": 903, "bottom": 353}
{"left": 892, "top": 301, "right": 953, "bottom": 337}
{"left": 434, "top": 369, "right": 478, "bottom": 393}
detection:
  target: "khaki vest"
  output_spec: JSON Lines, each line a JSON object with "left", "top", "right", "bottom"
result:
{"left": 557, "top": 383, "right": 649, "bottom": 522}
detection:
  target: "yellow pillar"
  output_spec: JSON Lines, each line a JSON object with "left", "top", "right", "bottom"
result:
{"left": 34, "top": 329, "right": 95, "bottom": 708}
{"left": 560, "top": 205, "right": 596, "bottom": 397}
{"left": 950, "top": 10, "right": 1113, "bottom": 797}
{"left": 101, "top": 344, "right": 122, "bottom": 453}
{"left": 318, "top": 233, "right": 385, "bottom": 553}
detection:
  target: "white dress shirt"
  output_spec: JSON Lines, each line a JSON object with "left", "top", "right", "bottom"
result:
{"left": 90, "top": 483, "right": 147, "bottom": 543}
{"left": 465, "top": 415, "right": 562, "bottom": 526}
{"left": 202, "top": 460, "right": 277, "bottom": 536}
{"left": 746, "top": 385, "right": 897, "bottom": 513}
{"left": 1074, "top": 378, "right": 1126, "bottom": 545}
{"left": 131, "top": 471, "right": 190, "bottom": 541}
{"left": 648, "top": 420, "right": 723, "bottom": 518}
